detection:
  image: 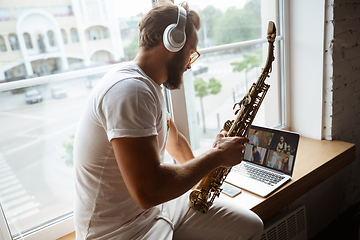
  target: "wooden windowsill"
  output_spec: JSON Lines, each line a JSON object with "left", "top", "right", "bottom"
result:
{"left": 220, "top": 136, "right": 356, "bottom": 221}
{"left": 57, "top": 137, "right": 356, "bottom": 239}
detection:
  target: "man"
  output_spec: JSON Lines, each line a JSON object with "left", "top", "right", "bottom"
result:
{"left": 276, "top": 136, "right": 288, "bottom": 153}
{"left": 74, "top": 1, "right": 263, "bottom": 239}
{"left": 249, "top": 130, "right": 259, "bottom": 146}
{"left": 252, "top": 145, "right": 262, "bottom": 164}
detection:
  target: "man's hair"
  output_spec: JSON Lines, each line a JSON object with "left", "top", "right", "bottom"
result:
{"left": 138, "top": 0, "right": 201, "bottom": 50}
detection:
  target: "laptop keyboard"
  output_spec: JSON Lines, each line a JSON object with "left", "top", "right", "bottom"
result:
{"left": 232, "top": 164, "right": 285, "bottom": 186}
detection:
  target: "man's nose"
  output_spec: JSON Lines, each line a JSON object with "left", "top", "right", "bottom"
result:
{"left": 186, "top": 62, "right": 191, "bottom": 69}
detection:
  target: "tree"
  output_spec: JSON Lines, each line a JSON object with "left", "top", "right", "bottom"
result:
{"left": 197, "top": 0, "right": 261, "bottom": 47}
{"left": 194, "top": 77, "right": 222, "bottom": 133}
{"left": 124, "top": 39, "right": 139, "bottom": 61}
{"left": 62, "top": 134, "right": 74, "bottom": 167}
{"left": 231, "top": 49, "right": 262, "bottom": 88}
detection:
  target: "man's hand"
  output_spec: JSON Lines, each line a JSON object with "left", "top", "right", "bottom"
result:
{"left": 212, "top": 131, "right": 249, "bottom": 168}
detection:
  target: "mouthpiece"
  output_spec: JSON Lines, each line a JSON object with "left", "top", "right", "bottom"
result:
{"left": 267, "top": 21, "right": 276, "bottom": 43}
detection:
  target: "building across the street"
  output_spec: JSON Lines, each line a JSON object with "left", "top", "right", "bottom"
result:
{"left": 0, "top": 0, "right": 125, "bottom": 81}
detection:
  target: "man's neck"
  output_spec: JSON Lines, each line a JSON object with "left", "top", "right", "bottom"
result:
{"left": 133, "top": 45, "right": 171, "bottom": 86}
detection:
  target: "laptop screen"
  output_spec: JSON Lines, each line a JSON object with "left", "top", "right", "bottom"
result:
{"left": 242, "top": 125, "right": 300, "bottom": 176}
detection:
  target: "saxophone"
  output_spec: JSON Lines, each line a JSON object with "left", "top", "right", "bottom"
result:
{"left": 189, "top": 21, "right": 277, "bottom": 213}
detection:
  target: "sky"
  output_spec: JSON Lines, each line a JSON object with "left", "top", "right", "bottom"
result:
{"left": 112, "top": 0, "right": 246, "bottom": 19}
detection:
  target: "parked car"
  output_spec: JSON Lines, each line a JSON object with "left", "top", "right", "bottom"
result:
{"left": 51, "top": 87, "right": 67, "bottom": 99}
{"left": 191, "top": 64, "right": 208, "bottom": 76}
{"left": 25, "top": 89, "right": 42, "bottom": 104}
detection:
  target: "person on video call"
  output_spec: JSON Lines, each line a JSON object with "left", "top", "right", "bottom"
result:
{"left": 249, "top": 130, "right": 259, "bottom": 146}
{"left": 281, "top": 156, "right": 289, "bottom": 173}
{"left": 252, "top": 145, "right": 262, "bottom": 164}
{"left": 276, "top": 135, "right": 288, "bottom": 153}
{"left": 73, "top": 1, "right": 263, "bottom": 239}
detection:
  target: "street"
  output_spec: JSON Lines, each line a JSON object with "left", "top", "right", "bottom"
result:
{"left": 0, "top": 76, "right": 99, "bottom": 233}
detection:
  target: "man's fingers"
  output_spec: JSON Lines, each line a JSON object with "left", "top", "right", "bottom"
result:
{"left": 234, "top": 137, "right": 249, "bottom": 144}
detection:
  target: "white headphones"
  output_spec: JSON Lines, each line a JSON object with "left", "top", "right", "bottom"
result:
{"left": 163, "top": 5, "right": 187, "bottom": 52}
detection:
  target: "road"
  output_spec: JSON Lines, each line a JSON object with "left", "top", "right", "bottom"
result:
{"left": 185, "top": 52, "right": 266, "bottom": 150}
{"left": 0, "top": 76, "right": 98, "bottom": 233}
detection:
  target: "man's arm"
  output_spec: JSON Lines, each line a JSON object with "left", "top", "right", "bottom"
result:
{"left": 166, "top": 119, "right": 194, "bottom": 164}
{"left": 111, "top": 133, "right": 247, "bottom": 209}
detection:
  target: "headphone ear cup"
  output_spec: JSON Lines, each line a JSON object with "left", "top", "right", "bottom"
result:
{"left": 163, "top": 23, "right": 186, "bottom": 52}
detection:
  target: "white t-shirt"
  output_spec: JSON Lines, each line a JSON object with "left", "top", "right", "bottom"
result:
{"left": 73, "top": 62, "right": 170, "bottom": 239}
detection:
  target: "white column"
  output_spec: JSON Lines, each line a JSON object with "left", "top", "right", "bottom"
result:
{"left": 17, "top": 31, "right": 34, "bottom": 76}
{"left": 104, "top": 0, "right": 124, "bottom": 61}
{"left": 72, "top": 0, "right": 90, "bottom": 65}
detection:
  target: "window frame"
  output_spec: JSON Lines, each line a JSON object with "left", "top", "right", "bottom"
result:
{"left": 0, "top": 0, "right": 291, "bottom": 239}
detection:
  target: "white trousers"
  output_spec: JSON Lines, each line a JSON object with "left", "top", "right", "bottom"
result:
{"left": 131, "top": 191, "right": 264, "bottom": 240}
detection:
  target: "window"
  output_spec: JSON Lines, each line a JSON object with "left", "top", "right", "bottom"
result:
{"left": 170, "top": 0, "right": 283, "bottom": 153}
{"left": 0, "top": 0, "right": 128, "bottom": 238}
{"left": 103, "top": 28, "right": 109, "bottom": 39}
{"left": 37, "top": 34, "right": 46, "bottom": 53}
{"left": 14, "top": 7, "right": 47, "bottom": 19}
{"left": 61, "top": 29, "right": 67, "bottom": 44}
{"left": 0, "top": 35, "right": 6, "bottom": 52}
{"left": 0, "top": 0, "right": 285, "bottom": 239}
{"left": 90, "top": 50, "right": 113, "bottom": 63}
{"left": 70, "top": 28, "right": 79, "bottom": 43}
{"left": 0, "top": 8, "right": 12, "bottom": 22}
{"left": 50, "top": 6, "right": 74, "bottom": 17}
{"left": 8, "top": 34, "right": 20, "bottom": 51}
{"left": 23, "top": 33, "right": 33, "bottom": 49}
{"left": 47, "top": 30, "right": 56, "bottom": 47}
{"left": 88, "top": 28, "right": 101, "bottom": 41}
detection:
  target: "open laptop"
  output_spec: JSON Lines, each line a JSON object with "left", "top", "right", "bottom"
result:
{"left": 225, "top": 125, "right": 300, "bottom": 197}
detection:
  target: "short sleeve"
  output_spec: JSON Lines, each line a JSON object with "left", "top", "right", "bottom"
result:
{"left": 98, "top": 78, "right": 158, "bottom": 141}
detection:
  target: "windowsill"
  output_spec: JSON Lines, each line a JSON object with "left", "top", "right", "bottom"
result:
{"left": 220, "top": 136, "right": 356, "bottom": 221}
{"left": 57, "top": 137, "right": 356, "bottom": 239}
{"left": 58, "top": 232, "right": 75, "bottom": 240}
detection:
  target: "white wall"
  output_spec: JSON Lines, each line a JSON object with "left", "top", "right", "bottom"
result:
{"left": 280, "top": 0, "right": 360, "bottom": 238}
{"left": 288, "top": 0, "right": 325, "bottom": 140}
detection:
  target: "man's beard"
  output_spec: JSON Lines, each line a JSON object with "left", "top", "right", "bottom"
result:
{"left": 163, "top": 52, "right": 186, "bottom": 90}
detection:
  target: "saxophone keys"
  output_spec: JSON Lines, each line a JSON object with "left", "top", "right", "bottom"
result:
{"left": 242, "top": 94, "right": 252, "bottom": 106}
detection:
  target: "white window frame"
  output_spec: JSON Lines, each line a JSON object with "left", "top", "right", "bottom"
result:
{"left": 0, "top": 0, "right": 332, "bottom": 238}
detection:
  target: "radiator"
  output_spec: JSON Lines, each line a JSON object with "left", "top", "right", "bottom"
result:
{"left": 260, "top": 205, "right": 307, "bottom": 240}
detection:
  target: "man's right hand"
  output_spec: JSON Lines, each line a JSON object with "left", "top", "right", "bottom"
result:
{"left": 212, "top": 132, "right": 249, "bottom": 168}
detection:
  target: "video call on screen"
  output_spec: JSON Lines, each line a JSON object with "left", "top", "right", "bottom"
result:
{"left": 243, "top": 126, "right": 299, "bottom": 175}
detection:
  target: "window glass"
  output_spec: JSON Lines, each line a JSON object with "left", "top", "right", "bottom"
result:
{"left": 0, "top": 36, "right": 7, "bottom": 52}
{"left": 50, "top": 6, "right": 74, "bottom": 17}
{"left": 0, "top": 0, "right": 151, "bottom": 238}
{"left": 0, "top": 72, "right": 105, "bottom": 237}
{"left": 70, "top": 28, "right": 79, "bottom": 43}
{"left": 172, "top": 0, "right": 281, "bottom": 153}
{"left": 13, "top": 8, "right": 47, "bottom": 19}
{"left": 175, "top": 0, "right": 262, "bottom": 48}
{"left": 61, "top": 29, "right": 68, "bottom": 44}
{"left": 8, "top": 34, "right": 20, "bottom": 51}
{"left": 47, "top": 30, "right": 56, "bottom": 47}
{"left": 23, "top": 33, "right": 33, "bottom": 49}
{"left": 0, "top": 8, "right": 12, "bottom": 22}
{"left": 0, "top": 0, "right": 282, "bottom": 238}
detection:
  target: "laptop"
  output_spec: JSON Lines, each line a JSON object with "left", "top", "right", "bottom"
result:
{"left": 225, "top": 125, "right": 300, "bottom": 197}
